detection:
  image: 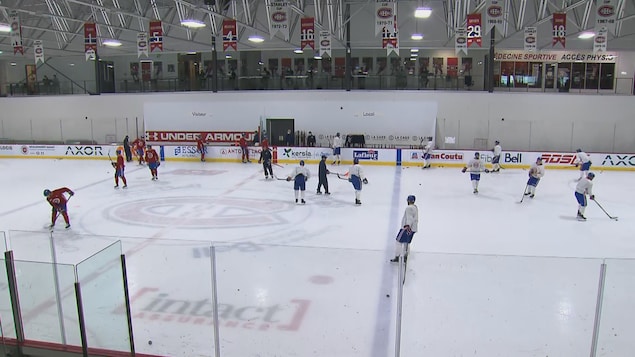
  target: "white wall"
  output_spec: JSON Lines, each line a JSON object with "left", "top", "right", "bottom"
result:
{"left": 1, "top": 90, "right": 634, "bottom": 152}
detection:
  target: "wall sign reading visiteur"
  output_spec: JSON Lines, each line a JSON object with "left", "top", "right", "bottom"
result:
{"left": 494, "top": 50, "right": 617, "bottom": 63}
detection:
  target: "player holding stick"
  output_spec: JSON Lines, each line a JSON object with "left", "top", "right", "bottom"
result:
{"left": 461, "top": 152, "right": 489, "bottom": 194}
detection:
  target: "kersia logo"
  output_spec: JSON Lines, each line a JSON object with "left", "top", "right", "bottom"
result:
{"left": 283, "top": 148, "right": 293, "bottom": 158}
{"left": 353, "top": 150, "right": 378, "bottom": 160}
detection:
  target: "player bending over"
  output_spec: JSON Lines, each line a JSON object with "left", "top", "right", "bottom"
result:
{"left": 44, "top": 187, "right": 74, "bottom": 229}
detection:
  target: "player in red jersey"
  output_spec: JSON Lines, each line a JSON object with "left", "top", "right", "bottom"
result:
{"left": 238, "top": 135, "right": 250, "bottom": 163}
{"left": 132, "top": 137, "right": 146, "bottom": 165}
{"left": 113, "top": 149, "right": 128, "bottom": 188}
{"left": 196, "top": 136, "right": 207, "bottom": 162}
{"left": 43, "top": 187, "right": 74, "bottom": 229}
{"left": 145, "top": 145, "right": 160, "bottom": 180}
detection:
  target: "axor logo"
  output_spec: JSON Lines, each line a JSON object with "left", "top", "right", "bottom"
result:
{"left": 65, "top": 146, "right": 104, "bottom": 156}
{"left": 602, "top": 155, "right": 635, "bottom": 166}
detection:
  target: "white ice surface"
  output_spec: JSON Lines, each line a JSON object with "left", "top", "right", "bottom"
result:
{"left": 0, "top": 159, "right": 634, "bottom": 356}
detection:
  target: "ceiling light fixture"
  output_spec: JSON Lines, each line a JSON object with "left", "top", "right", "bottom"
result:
{"left": 410, "top": 48, "right": 419, "bottom": 52}
{"left": 578, "top": 31, "right": 595, "bottom": 39}
{"left": 0, "top": 23, "right": 11, "bottom": 32}
{"left": 414, "top": 7, "right": 432, "bottom": 19}
{"left": 411, "top": 33, "right": 424, "bottom": 40}
{"left": 314, "top": 53, "right": 322, "bottom": 60}
{"left": 248, "top": 35, "right": 265, "bottom": 43}
{"left": 181, "top": 19, "right": 206, "bottom": 28}
{"left": 103, "top": 39, "right": 122, "bottom": 47}
{"left": 294, "top": 49, "right": 303, "bottom": 54}
{"left": 225, "top": 54, "right": 232, "bottom": 59}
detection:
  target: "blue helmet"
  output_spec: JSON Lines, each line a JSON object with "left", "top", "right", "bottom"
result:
{"left": 299, "top": 160, "right": 305, "bottom": 166}
{"left": 407, "top": 195, "right": 416, "bottom": 203}
{"left": 587, "top": 172, "right": 595, "bottom": 179}
{"left": 354, "top": 158, "right": 359, "bottom": 164}
{"left": 43, "top": 189, "right": 51, "bottom": 196}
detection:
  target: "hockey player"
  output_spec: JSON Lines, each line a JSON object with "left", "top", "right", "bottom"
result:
{"left": 332, "top": 132, "right": 343, "bottom": 165}
{"left": 574, "top": 148, "right": 592, "bottom": 181}
{"left": 44, "top": 187, "right": 74, "bottom": 229}
{"left": 287, "top": 160, "right": 310, "bottom": 204}
{"left": 462, "top": 152, "right": 489, "bottom": 194}
{"left": 349, "top": 157, "right": 367, "bottom": 205}
{"left": 492, "top": 140, "right": 502, "bottom": 172}
{"left": 145, "top": 145, "right": 160, "bottom": 181}
{"left": 524, "top": 157, "right": 545, "bottom": 198}
{"left": 258, "top": 146, "right": 273, "bottom": 179}
{"left": 238, "top": 135, "right": 250, "bottom": 163}
{"left": 421, "top": 141, "right": 433, "bottom": 169}
{"left": 196, "top": 135, "right": 207, "bottom": 162}
{"left": 317, "top": 154, "right": 330, "bottom": 194}
{"left": 132, "top": 137, "right": 146, "bottom": 165}
{"left": 123, "top": 135, "right": 132, "bottom": 162}
{"left": 575, "top": 172, "right": 595, "bottom": 220}
{"left": 113, "top": 149, "right": 128, "bottom": 188}
{"left": 391, "top": 195, "right": 418, "bottom": 263}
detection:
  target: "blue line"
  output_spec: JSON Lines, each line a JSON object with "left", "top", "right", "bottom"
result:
{"left": 371, "top": 165, "right": 402, "bottom": 357}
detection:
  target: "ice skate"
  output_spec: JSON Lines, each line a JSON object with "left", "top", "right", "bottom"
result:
{"left": 123, "top": 185, "right": 128, "bottom": 189}
{"left": 316, "top": 191, "right": 322, "bottom": 194}
{"left": 355, "top": 199, "right": 362, "bottom": 205}
{"left": 295, "top": 199, "right": 298, "bottom": 203}
{"left": 530, "top": 194, "right": 535, "bottom": 198}
{"left": 65, "top": 224, "right": 71, "bottom": 229}
{"left": 114, "top": 185, "right": 119, "bottom": 189}
{"left": 473, "top": 189, "right": 478, "bottom": 194}
{"left": 390, "top": 256, "right": 399, "bottom": 263}
{"left": 325, "top": 192, "right": 331, "bottom": 195}
{"left": 301, "top": 199, "right": 306, "bottom": 204}
{"left": 577, "top": 211, "right": 587, "bottom": 221}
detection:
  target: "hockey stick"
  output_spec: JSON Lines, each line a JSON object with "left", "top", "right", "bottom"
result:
{"left": 273, "top": 163, "right": 284, "bottom": 168}
{"left": 593, "top": 199, "right": 619, "bottom": 221}
{"left": 336, "top": 173, "right": 349, "bottom": 181}
{"left": 273, "top": 175, "right": 289, "bottom": 181}
{"left": 518, "top": 184, "right": 529, "bottom": 203}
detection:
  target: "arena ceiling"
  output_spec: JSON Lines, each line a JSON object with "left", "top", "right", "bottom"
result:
{"left": 0, "top": 0, "right": 634, "bottom": 58}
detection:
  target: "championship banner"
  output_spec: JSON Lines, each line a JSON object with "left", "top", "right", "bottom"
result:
{"left": 319, "top": 30, "right": 331, "bottom": 58}
{"left": 149, "top": 20, "right": 163, "bottom": 52}
{"left": 267, "top": 1, "right": 290, "bottom": 41}
{"left": 455, "top": 28, "right": 467, "bottom": 55}
{"left": 137, "top": 33, "right": 148, "bottom": 58}
{"left": 594, "top": 27, "right": 608, "bottom": 53}
{"left": 222, "top": 19, "right": 237, "bottom": 51}
{"left": 375, "top": 1, "right": 396, "bottom": 36}
{"left": 552, "top": 13, "right": 566, "bottom": 48}
{"left": 382, "top": 16, "right": 399, "bottom": 56}
{"left": 466, "top": 14, "right": 482, "bottom": 47}
{"left": 33, "top": 40, "right": 44, "bottom": 64}
{"left": 300, "top": 17, "right": 315, "bottom": 50}
{"left": 485, "top": 0, "right": 505, "bottom": 35}
{"left": 84, "top": 22, "right": 97, "bottom": 60}
{"left": 524, "top": 27, "right": 537, "bottom": 51}
{"left": 10, "top": 12, "right": 24, "bottom": 55}
{"left": 596, "top": 0, "right": 617, "bottom": 35}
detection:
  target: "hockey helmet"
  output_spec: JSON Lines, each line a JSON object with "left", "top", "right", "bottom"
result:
{"left": 116, "top": 150, "right": 122, "bottom": 155}
{"left": 321, "top": 154, "right": 327, "bottom": 159}
{"left": 474, "top": 152, "right": 480, "bottom": 158}
{"left": 495, "top": 140, "right": 500, "bottom": 144}
{"left": 354, "top": 158, "right": 359, "bottom": 164}
{"left": 43, "top": 189, "right": 51, "bottom": 197}
{"left": 147, "top": 144, "right": 152, "bottom": 149}
{"left": 587, "top": 172, "right": 595, "bottom": 180}
{"left": 299, "top": 160, "right": 305, "bottom": 166}
{"left": 336, "top": 132, "right": 340, "bottom": 137}
{"left": 407, "top": 195, "right": 416, "bottom": 203}
{"left": 576, "top": 148, "right": 582, "bottom": 152}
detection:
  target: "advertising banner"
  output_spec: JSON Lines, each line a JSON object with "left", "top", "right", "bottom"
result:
{"left": 494, "top": 50, "right": 616, "bottom": 63}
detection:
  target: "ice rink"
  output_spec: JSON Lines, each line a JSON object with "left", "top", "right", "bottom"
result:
{"left": 1, "top": 157, "right": 635, "bottom": 356}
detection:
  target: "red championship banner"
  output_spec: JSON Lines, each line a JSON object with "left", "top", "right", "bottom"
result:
{"left": 300, "top": 17, "right": 315, "bottom": 50}
{"left": 466, "top": 14, "right": 482, "bottom": 47}
{"left": 84, "top": 22, "right": 97, "bottom": 60}
{"left": 552, "top": 13, "right": 566, "bottom": 48}
{"left": 222, "top": 19, "right": 237, "bottom": 51}
{"left": 149, "top": 20, "right": 163, "bottom": 52}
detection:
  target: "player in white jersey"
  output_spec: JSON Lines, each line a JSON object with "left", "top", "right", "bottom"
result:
{"left": 574, "top": 172, "right": 595, "bottom": 220}
{"left": 524, "top": 157, "right": 545, "bottom": 198}
{"left": 331, "top": 133, "right": 343, "bottom": 165}
{"left": 348, "top": 158, "right": 366, "bottom": 205}
{"left": 574, "top": 148, "right": 592, "bottom": 181}
{"left": 492, "top": 140, "right": 502, "bottom": 172}
{"left": 287, "top": 160, "right": 310, "bottom": 204}
{"left": 421, "top": 141, "right": 433, "bottom": 169}
{"left": 462, "top": 152, "right": 489, "bottom": 194}
{"left": 391, "top": 195, "right": 418, "bottom": 263}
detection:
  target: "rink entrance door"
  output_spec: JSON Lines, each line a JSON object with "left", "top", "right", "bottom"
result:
{"left": 266, "top": 118, "right": 294, "bottom": 146}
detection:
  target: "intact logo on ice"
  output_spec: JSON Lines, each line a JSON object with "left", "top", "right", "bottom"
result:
{"left": 353, "top": 150, "right": 378, "bottom": 160}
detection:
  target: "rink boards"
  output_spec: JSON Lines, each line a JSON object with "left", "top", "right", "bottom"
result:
{"left": 0, "top": 144, "right": 633, "bottom": 171}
